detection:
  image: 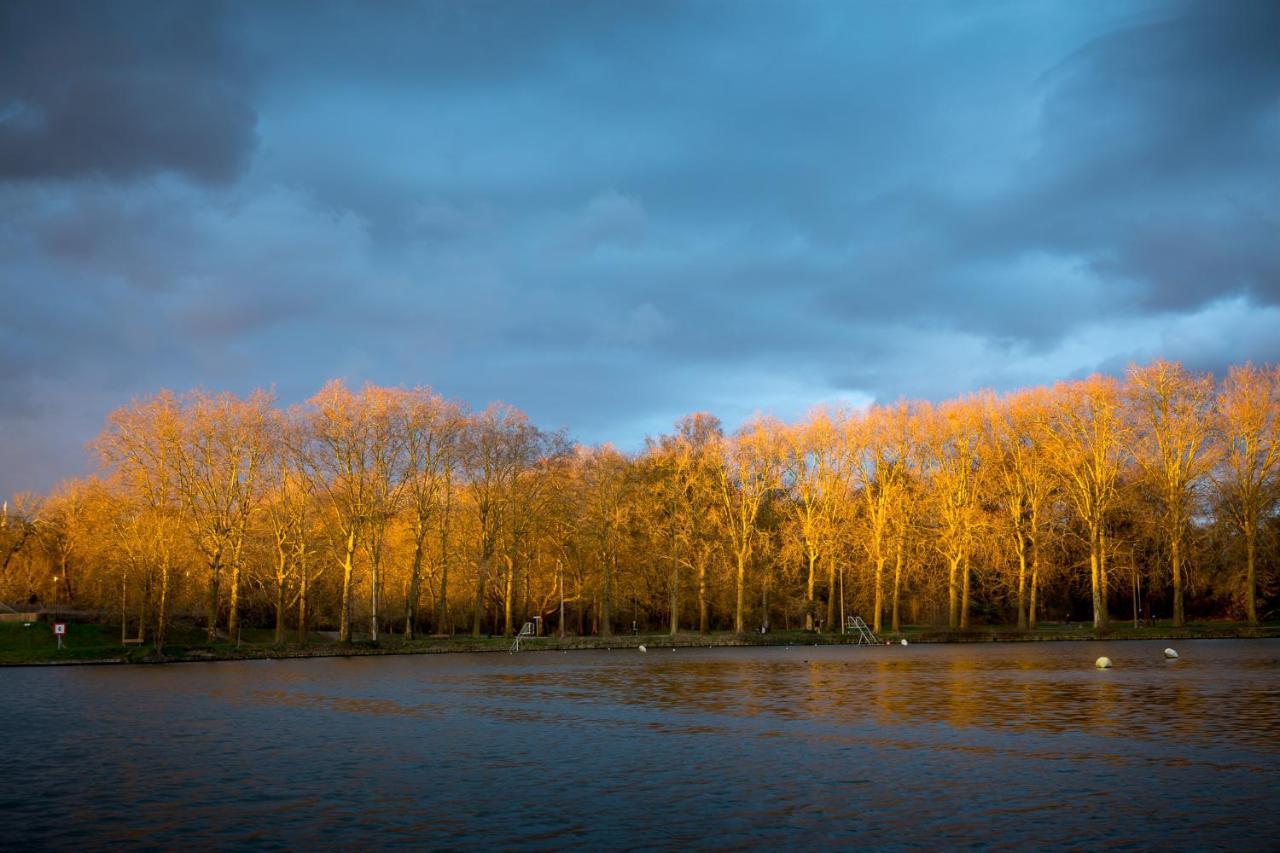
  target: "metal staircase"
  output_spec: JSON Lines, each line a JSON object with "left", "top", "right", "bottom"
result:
{"left": 509, "top": 621, "right": 536, "bottom": 652}
{"left": 846, "top": 615, "right": 880, "bottom": 645}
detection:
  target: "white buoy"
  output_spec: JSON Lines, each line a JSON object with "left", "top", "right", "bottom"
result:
{"left": 900, "top": 638, "right": 909, "bottom": 646}
{"left": 1164, "top": 647, "right": 1178, "bottom": 659}
{"left": 1095, "top": 656, "right": 1113, "bottom": 669}
{"left": 638, "top": 645, "right": 647, "bottom": 653}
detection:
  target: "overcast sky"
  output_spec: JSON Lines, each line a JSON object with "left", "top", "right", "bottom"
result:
{"left": 1, "top": 0, "right": 1277, "bottom": 496}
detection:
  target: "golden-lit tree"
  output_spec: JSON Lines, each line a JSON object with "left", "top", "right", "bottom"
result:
{"left": 463, "top": 403, "right": 542, "bottom": 637}
{"left": 95, "top": 395, "right": 185, "bottom": 648}
{"left": 10, "top": 358, "right": 1279, "bottom": 643}
{"left": 1127, "top": 360, "right": 1218, "bottom": 627}
{"left": 925, "top": 399, "right": 985, "bottom": 629}
{"left": 781, "top": 408, "right": 846, "bottom": 632}
{"left": 396, "top": 389, "right": 466, "bottom": 638}
{"left": 985, "top": 388, "right": 1057, "bottom": 629}
{"left": 1040, "top": 376, "right": 1129, "bottom": 629}
{"left": 851, "top": 402, "right": 916, "bottom": 633}
{"left": 715, "top": 416, "right": 784, "bottom": 633}
{"left": 576, "top": 444, "right": 632, "bottom": 637}
{"left": 1216, "top": 363, "right": 1280, "bottom": 625}
{"left": 173, "top": 390, "right": 274, "bottom": 638}
{"left": 294, "top": 381, "right": 381, "bottom": 643}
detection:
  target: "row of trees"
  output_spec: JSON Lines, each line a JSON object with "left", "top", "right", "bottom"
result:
{"left": 2, "top": 360, "right": 1278, "bottom": 648}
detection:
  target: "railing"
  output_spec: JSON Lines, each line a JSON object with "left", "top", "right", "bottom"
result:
{"left": 845, "top": 615, "right": 880, "bottom": 645}
{"left": 510, "top": 621, "right": 536, "bottom": 652}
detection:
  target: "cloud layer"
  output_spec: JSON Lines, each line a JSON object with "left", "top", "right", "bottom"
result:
{"left": 2, "top": 0, "right": 1277, "bottom": 495}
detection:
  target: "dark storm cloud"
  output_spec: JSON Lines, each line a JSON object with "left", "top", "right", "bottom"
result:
{"left": 1, "top": 0, "right": 1278, "bottom": 496}
{"left": 1014, "top": 0, "right": 1280, "bottom": 311}
{"left": 0, "top": 1, "right": 257, "bottom": 183}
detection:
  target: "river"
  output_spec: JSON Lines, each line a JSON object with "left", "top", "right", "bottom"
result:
{"left": 2, "top": 639, "right": 1277, "bottom": 849}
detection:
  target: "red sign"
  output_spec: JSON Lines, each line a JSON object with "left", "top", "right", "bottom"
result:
{"left": 53, "top": 622, "right": 66, "bottom": 636}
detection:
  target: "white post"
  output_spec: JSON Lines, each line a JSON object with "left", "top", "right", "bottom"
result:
{"left": 839, "top": 565, "right": 846, "bottom": 634}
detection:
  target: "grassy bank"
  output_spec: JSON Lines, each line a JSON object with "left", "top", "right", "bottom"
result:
{"left": 3, "top": 618, "right": 1278, "bottom": 666}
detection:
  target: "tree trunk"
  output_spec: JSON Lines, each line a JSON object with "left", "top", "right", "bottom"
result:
{"left": 274, "top": 549, "right": 287, "bottom": 645}
{"left": 1099, "top": 528, "right": 1110, "bottom": 629}
{"left": 1029, "top": 541, "right": 1039, "bottom": 630}
{"left": 338, "top": 528, "right": 356, "bottom": 643}
{"left": 154, "top": 559, "right": 170, "bottom": 651}
{"left": 60, "top": 552, "right": 74, "bottom": 604}
{"left": 669, "top": 554, "right": 679, "bottom": 637}
{"left": 1246, "top": 530, "right": 1258, "bottom": 626}
{"left": 139, "top": 569, "right": 150, "bottom": 644}
{"left": 437, "top": 504, "right": 451, "bottom": 634}
{"left": 601, "top": 553, "right": 613, "bottom": 638}
{"left": 370, "top": 531, "right": 383, "bottom": 643}
{"left": 948, "top": 555, "right": 960, "bottom": 629}
{"left": 891, "top": 536, "right": 904, "bottom": 633}
{"left": 228, "top": 560, "right": 241, "bottom": 639}
{"left": 698, "top": 558, "right": 709, "bottom": 633}
{"left": 206, "top": 548, "right": 222, "bottom": 642}
{"left": 1090, "top": 528, "right": 1104, "bottom": 630}
{"left": 1171, "top": 531, "right": 1185, "bottom": 628}
{"left": 960, "top": 552, "right": 971, "bottom": 630}
{"left": 872, "top": 556, "right": 886, "bottom": 634}
{"left": 805, "top": 552, "right": 817, "bottom": 631}
{"left": 297, "top": 552, "right": 308, "bottom": 645}
{"left": 734, "top": 550, "right": 746, "bottom": 633}
{"left": 825, "top": 554, "right": 836, "bottom": 632}
{"left": 405, "top": 525, "right": 426, "bottom": 638}
{"left": 472, "top": 556, "right": 486, "bottom": 638}
{"left": 1015, "top": 531, "right": 1028, "bottom": 631}
{"left": 761, "top": 570, "right": 770, "bottom": 628}
{"left": 503, "top": 554, "right": 515, "bottom": 637}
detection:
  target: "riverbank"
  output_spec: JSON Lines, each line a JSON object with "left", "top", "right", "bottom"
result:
{"left": 3, "top": 619, "right": 1278, "bottom": 666}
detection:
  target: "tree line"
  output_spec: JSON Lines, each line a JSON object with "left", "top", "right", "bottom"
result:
{"left": 2, "top": 360, "right": 1278, "bottom": 648}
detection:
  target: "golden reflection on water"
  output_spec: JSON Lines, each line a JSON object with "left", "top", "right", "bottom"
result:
{"left": 228, "top": 641, "right": 1280, "bottom": 762}
{"left": 5, "top": 639, "right": 1277, "bottom": 849}
{"left": 435, "top": 641, "right": 1280, "bottom": 755}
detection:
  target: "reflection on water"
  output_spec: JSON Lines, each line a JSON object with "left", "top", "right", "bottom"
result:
{"left": 2, "top": 640, "right": 1277, "bottom": 848}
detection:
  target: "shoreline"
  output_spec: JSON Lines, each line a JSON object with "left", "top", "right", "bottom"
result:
{"left": 4, "top": 623, "right": 1278, "bottom": 667}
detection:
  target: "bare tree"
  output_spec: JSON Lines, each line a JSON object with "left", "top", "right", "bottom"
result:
{"left": 95, "top": 395, "right": 183, "bottom": 649}
{"left": 294, "top": 381, "right": 380, "bottom": 643}
{"left": 1040, "top": 376, "right": 1129, "bottom": 629}
{"left": 1216, "top": 363, "right": 1280, "bottom": 625}
{"left": 1128, "top": 360, "right": 1218, "bottom": 627}
{"left": 396, "top": 389, "right": 466, "bottom": 639}
{"left": 464, "top": 404, "right": 541, "bottom": 637}
{"left": 715, "top": 417, "right": 784, "bottom": 633}
{"left": 851, "top": 403, "right": 916, "bottom": 633}
{"left": 986, "top": 389, "right": 1056, "bottom": 629}
{"left": 781, "top": 408, "right": 845, "bottom": 631}
{"left": 925, "top": 399, "right": 984, "bottom": 629}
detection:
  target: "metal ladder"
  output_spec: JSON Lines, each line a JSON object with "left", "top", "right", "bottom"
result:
{"left": 846, "top": 615, "right": 880, "bottom": 645}
{"left": 509, "top": 621, "right": 536, "bottom": 652}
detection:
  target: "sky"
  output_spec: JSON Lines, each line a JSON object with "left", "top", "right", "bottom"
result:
{"left": 1, "top": 0, "right": 1278, "bottom": 497}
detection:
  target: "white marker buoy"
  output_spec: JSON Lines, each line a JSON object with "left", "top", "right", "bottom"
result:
{"left": 639, "top": 645, "right": 647, "bottom": 653}
{"left": 900, "top": 639, "right": 908, "bottom": 646}
{"left": 1095, "top": 656, "right": 1113, "bottom": 669}
{"left": 1164, "top": 648, "right": 1178, "bottom": 659}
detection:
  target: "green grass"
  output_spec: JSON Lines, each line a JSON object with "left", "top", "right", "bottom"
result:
{"left": 889, "top": 619, "right": 1280, "bottom": 643}
{"left": 0, "top": 621, "right": 130, "bottom": 663}
{"left": 2, "top": 619, "right": 1277, "bottom": 665}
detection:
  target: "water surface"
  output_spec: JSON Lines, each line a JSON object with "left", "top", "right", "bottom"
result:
{"left": 2, "top": 639, "right": 1277, "bottom": 849}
